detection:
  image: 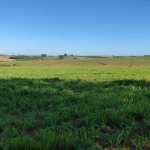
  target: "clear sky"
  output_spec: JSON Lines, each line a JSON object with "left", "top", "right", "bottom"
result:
{"left": 0, "top": 0, "right": 150, "bottom": 56}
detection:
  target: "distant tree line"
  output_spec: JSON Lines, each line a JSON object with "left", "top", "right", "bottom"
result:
{"left": 58, "top": 54, "right": 74, "bottom": 59}
{"left": 9, "top": 53, "right": 75, "bottom": 61}
{"left": 9, "top": 55, "right": 42, "bottom": 61}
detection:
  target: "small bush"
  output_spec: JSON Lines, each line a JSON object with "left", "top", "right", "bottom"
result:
{"left": 13, "top": 63, "right": 20, "bottom": 66}
{"left": 0, "top": 64, "right": 11, "bottom": 67}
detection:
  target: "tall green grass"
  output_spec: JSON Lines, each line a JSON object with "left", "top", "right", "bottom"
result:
{"left": 0, "top": 66, "right": 150, "bottom": 149}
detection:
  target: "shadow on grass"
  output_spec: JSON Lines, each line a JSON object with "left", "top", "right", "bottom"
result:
{"left": 0, "top": 78, "right": 150, "bottom": 149}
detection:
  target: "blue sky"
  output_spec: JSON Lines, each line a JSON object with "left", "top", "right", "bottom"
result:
{"left": 0, "top": 0, "right": 150, "bottom": 56}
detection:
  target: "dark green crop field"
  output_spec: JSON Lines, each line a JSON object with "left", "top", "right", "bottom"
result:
{"left": 0, "top": 58, "right": 150, "bottom": 150}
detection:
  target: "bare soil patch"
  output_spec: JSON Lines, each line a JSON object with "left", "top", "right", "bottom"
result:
{"left": 0, "top": 56, "right": 16, "bottom": 61}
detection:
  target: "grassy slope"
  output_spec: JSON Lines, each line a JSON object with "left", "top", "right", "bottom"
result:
{"left": 33, "top": 57, "right": 150, "bottom": 67}
{"left": 1, "top": 56, "right": 150, "bottom": 67}
{"left": 0, "top": 58, "right": 150, "bottom": 150}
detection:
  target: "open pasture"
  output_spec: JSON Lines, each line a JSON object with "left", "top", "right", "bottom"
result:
{"left": 0, "top": 56, "right": 150, "bottom": 67}
{"left": 0, "top": 58, "right": 150, "bottom": 149}
{"left": 31, "top": 56, "right": 150, "bottom": 67}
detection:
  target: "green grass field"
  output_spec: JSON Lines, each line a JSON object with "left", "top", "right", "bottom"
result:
{"left": 0, "top": 57, "right": 150, "bottom": 150}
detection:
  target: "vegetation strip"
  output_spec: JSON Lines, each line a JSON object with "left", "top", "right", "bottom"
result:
{"left": 0, "top": 61, "right": 150, "bottom": 149}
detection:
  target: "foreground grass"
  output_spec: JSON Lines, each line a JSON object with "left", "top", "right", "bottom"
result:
{"left": 0, "top": 66, "right": 150, "bottom": 149}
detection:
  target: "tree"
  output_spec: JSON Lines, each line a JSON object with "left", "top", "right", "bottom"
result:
{"left": 70, "top": 54, "right": 74, "bottom": 57}
{"left": 64, "top": 53, "right": 67, "bottom": 56}
{"left": 41, "top": 54, "right": 47, "bottom": 60}
{"left": 59, "top": 55, "right": 64, "bottom": 59}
